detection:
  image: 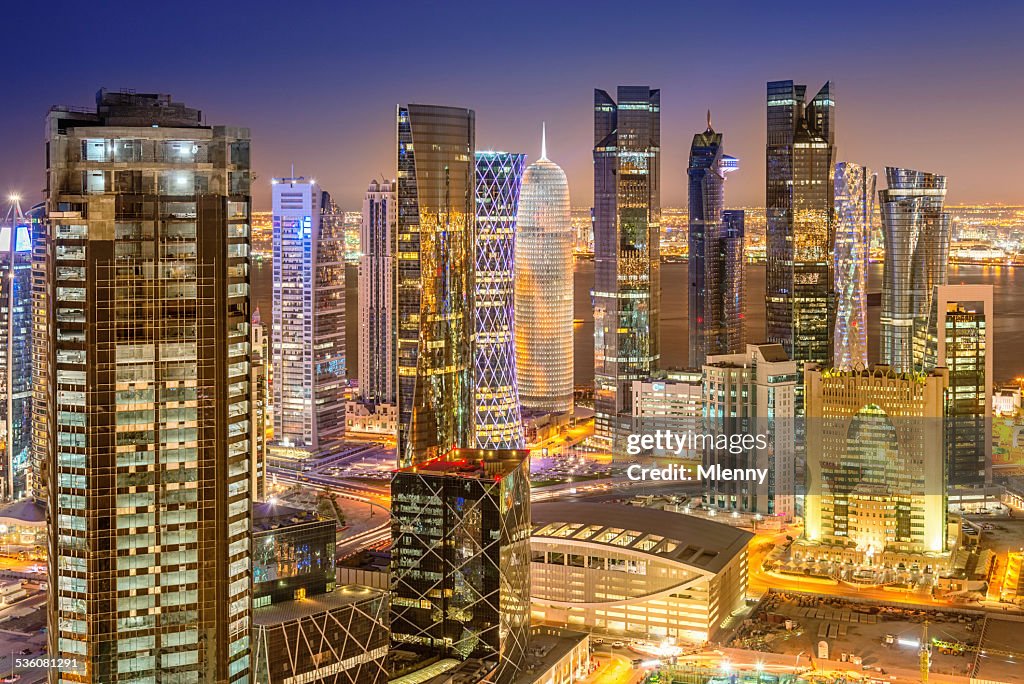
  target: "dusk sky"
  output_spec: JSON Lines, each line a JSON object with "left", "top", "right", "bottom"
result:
{"left": 2, "top": 1, "right": 1023, "bottom": 211}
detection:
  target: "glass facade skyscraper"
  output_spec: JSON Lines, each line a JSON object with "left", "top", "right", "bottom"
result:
{"left": 0, "top": 198, "right": 32, "bottom": 501}
{"left": 359, "top": 180, "right": 396, "bottom": 406}
{"left": 833, "top": 162, "right": 875, "bottom": 371}
{"left": 474, "top": 152, "right": 526, "bottom": 449}
{"left": 593, "top": 86, "right": 661, "bottom": 447}
{"left": 272, "top": 178, "right": 346, "bottom": 452}
{"left": 44, "top": 89, "right": 253, "bottom": 682}
{"left": 765, "top": 80, "right": 835, "bottom": 382}
{"left": 879, "top": 167, "right": 952, "bottom": 374}
{"left": 396, "top": 105, "right": 476, "bottom": 467}
{"left": 390, "top": 449, "right": 531, "bottom": 683}
{"left": 687, "top": 116, "right": 742, "bottom": 367}
{"left": 514, "top": 128, "right": 573, "bottom": 414}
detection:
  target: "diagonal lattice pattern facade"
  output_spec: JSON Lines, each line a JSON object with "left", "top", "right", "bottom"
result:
{"left": 474, "top": 152, "right": 526, "bottom": 449}
{"left": 390, "top": 450, "right": 531, "bottom": 682}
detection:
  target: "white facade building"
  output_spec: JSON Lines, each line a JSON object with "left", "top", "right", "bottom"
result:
{"left": 358, "top": 180, "right": 395, "bottom": 405}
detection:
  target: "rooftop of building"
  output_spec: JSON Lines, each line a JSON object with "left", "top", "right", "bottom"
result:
{"left": 252, "top": 501, "right": 328, "bottom": 534}
{"left": 532, "top": 502, "right": 753, "bottom": 575}
{"left": 51, "top": 89, "right": 206, "bottom": 129}
{"left": 0, "top": 499, "right": 46, "bottom": 528}
{"left": 252, "top": 584, "right": 383, "bottom": 626}
{"left": 508, "top": 626, "right": 589, "bottom": 684}
{"left": 395, "top": 448, "right": 529, "bottom": 479}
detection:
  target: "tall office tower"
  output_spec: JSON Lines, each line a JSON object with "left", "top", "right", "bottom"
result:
{"left": 250, "top": 309, "right": 269, "bottom": 501}
{"left": 45, "top": 89, "right": 253, "bottom": 682}
{"left": 0, "top": 197, "right": 32, "bottom": 501}
{"left": 832, "top": 162, "right": 875, "bottom": 370}
{"left": 703, "top": 344, "right": 798, "bottom": 521}
{"left": 29, "top": 202, "right": 51, "bottom": 503}
{"left": 765, "top": 80, "right": 835, "bottom": 378}
{"left": 515, "top": 127, "right": 573, "bottom": 414}
{"left": 390, "top": 448, "right": 531, "bottom": 682}
{"left": 721, "top": 210, "right": 746, "bottom": 352}
{"left": 879, "top": 167, "right": 951, "bottom": 373}
{"left": 395, "top": 105, "right": 476, "bottom": 467}
{"left": 271, "top": 178, "right": 346, "bottom": 452}
{"left": 358, "top": 180, "right": 396, "bottom": 405}
{"left": 924, "top": 285, "right": 993, "bottom": 486}
{"left": 474, "top": 152, "right": 526, "bottom": 449}
{"left": 593, "top": 86, "right": 661, "bottom": 447}
{"left": 802, "top": 365, "right": 949, "bottom": 566}
{"left": 687, "top": 115, "right": 742, "bottom": 367}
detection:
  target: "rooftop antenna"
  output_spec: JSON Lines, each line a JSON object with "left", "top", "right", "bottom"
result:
{"left": 540, "top": 122, "right": 547, "bottom": 161}
{"left": 707, "top": 109, "right": 712, "bottom": 131}
{"left": 290, "top": 163, "right": 295, "bottom": 186}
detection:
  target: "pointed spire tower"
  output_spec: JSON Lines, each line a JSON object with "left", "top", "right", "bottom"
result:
{"left": 514, "top": 125, "right": 574, "bottom": 413}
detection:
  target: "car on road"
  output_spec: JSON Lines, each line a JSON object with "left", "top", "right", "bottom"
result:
{"left": 18, "top": 649, "right": 31, "bottom": 655}
{"left": 2, "top": 675, "right": 21, "bottom": 683}
{"left": 612, "top": 641, "right": 625, "bottom": 649}
{"left": 591, "top": 637, "right": 603, "bottom": 645}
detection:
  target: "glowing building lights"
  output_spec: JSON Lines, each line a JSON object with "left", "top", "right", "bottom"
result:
{"left": 833, "top": 162, "right": 875, "bottom": 370}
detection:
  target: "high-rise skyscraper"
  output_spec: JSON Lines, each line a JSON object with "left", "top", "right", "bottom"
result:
{"left": 925, "top": 285, "right": 993, "bottom": 487}
{"left": 395, "top": 105, "right": 476, "bottom": 467}
{"left": 833, "top": 162, "right": 875, "bottom": 370}
{"left": 879, "top": 167, "right": 952, "bottom": 373}
{"left": 251, "top": 309, "right": 270, "bottom": 501}
{"left": 390, "top": 448, "right": 531, "bottom": 682}
{"left": 802, "top": 365, "right": 949, "bottom": 566}
{"left": 474, "top": 152, "right": 526, "bottom": 449}
{"left": 593, "top": 86, "right": 661, "bottom": 446}
{"left": 0, "top": 197, "right": 32, "bottom": 501}
{"left": 702, "top": 344, "right": 797, "bottom": 521}
{"left": 765, "top": 80, "right": 835, "bottom": 378}
{"left": 515, "top": 126, "right": 573, "bottom": 415}
{"left": 687, "top": 114, "right": 742, "bottom": 367}
{"left": 358, "top": 180, "right": 396, "bottom": 406}
{"left": 271, "top": 177, "right": 346, "bottom": 452}
{"left": 44, "top": 89, "right": 253, "bottom": 682}
{"left": 29, "top": 201, "right": 50, "bottom": 504}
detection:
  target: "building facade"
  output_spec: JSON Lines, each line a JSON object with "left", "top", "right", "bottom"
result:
{"left": 390, "top": 449, "right": 531, "bottom": 682}
{"left": 271, "top": 178, "right": 346, "bottom": 451}
{"left": 514, "top": 127, "right": 574, "bottom": 415}
{"left": 702, "top": 344, "right": 798, "bottom": 521}
{"left": 630, "top": 372, "right": 702, "bottom": 458}
{"left": 879, "top": 167, "right": 952, "bottom": 374}
{"left": 925, "top": 285, "right": 993, "bottom": 487}
{"left": 474, "top": 152, "right": 526, "bottom": 449}
{"left": 802, "top": 365, "right": 949, "bottom": 568}
{"left": 250, "top": 309, "right": 270, "bottom": 501}
{"left": 832, "top": 162, "right": 875, "bottom": 371}
{"left": 0, "top": 198, "right": 32, "bottom": 501}
{"left": 687, "top": 115, "right": 742, "bottom": 367}
{"left": 395, "top": 105, "right": 476, "bottom": 467}
{"left": 44, "top": 89, "right": 253, "bottom": 682}
{"left": 530, "top": 502, "right": 751, "bottom": 643}
{"left": 358, "top": 180, "right": 396, "bottom": 406}
{"left": 765, "top": 80, "right": 835, "bottom": 380}
{"left": 593, "top": 86, "right": 661, "bottom": 447}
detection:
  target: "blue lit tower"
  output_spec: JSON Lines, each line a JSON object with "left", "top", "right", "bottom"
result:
{"left": 593, "top": 86, "right": 661, "bottom": 448}
{"left": 833, "top": 162, "right": 875, "bottom": 370}
{"left": 474, "top": 152, "right": 526, "bottom": 449}
{"left": 0, "top": 196, "right": 32, "bottom": 501}
{"left": 688, "top": 112, "right": 742, "bottom": 367}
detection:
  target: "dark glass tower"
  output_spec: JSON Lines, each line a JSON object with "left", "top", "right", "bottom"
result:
{"left": 687, "top": 115, "right": 742, "bottom": 367}
{"left": 593, "top": 86, "right": 660, "bottom": 447}
{"left": 765, "top": 80, "right": 835, "bottom": 385}
{"left": 395, "top": 105, "right": 476, "bottom": 467}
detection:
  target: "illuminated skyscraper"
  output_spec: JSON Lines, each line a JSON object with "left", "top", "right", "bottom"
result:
{"left": 593, "top": 86, "right": 661, "bottom": 446}
{"left": 802, "top": 365, "right": 949, "bottom": 567}
{"left": 833, "top": 162, "right": 875, "bottom": 370}
{"left": 44, "top": 89, "right": 253, "bottom": 682}
{"left": 925, "top": 285, "right": 993, "bottom": 487}
{"left": 272, "top": 178, "right": 346, "bottom": 451}
{"left": 765, "top": 80, "right": 835, "bottom": 379}
{"left": 251, "top": 309, "right": 270, "bottom": 501}
{"left": 396, "top": 105, "right": 476, "bottom": 466}
{"left": 879, "top": 167, "right": 951, "bottom": 374}
{"left": 359, "top": 180, "right": 396, "bottom": 405}
{"left": 515, "top": 126, "right": 573, "bottom": 414}
{"left": 474, "top": 152, "right": 526, "bottom": 449}
{"left": 0, "top": 197, "right": 31, "bottom": 501}
{"left": 687, "top": 114, "right": 742, "bottom": 367}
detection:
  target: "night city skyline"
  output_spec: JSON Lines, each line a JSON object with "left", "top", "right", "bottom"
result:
{"left": 2, "top": 1, "right": 1024, "bottom": 210}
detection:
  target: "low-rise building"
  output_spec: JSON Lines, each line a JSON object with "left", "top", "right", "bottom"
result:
{"left": 344, "top": 401, "right": 397, "bottom": 438}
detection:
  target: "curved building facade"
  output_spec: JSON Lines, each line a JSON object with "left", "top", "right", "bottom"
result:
{"left": 475, "top": 152, "right": 526, "bottom": 449}
{"left": 879, "top": 167, "right": 951, "bottom": 374}
{"left": 530, "top": 502, "right": 751, "bottom": 643}
{"left": 833, "top": 162, "right": 875, "bottom": 370}
{"left": 515, "top": 129, "right": 573, "bottom": 414}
